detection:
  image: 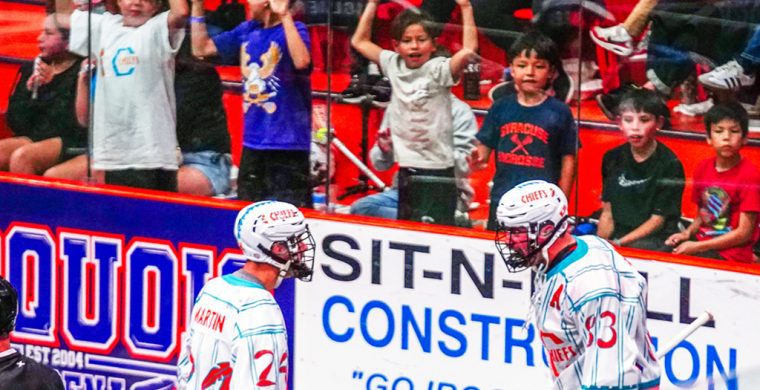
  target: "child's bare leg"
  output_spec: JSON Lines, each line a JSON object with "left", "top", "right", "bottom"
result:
{"left": 8, "top": 137, "right": 62, "bottom": 175}
{"left": 43, "top": 154, "right": 90, "bottom": 181}
{"left": 622, "top": 0, "right": 658, "bottom": 37}
{"left": 0, "top": 137, "right": 32, "bottom": 171}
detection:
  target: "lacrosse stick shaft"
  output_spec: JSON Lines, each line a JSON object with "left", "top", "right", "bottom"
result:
{"left": 331, "top": 137, "right": 387, "bottom": 190}
{"left": 656, "top": 311, "right": 713, "bottom": 359}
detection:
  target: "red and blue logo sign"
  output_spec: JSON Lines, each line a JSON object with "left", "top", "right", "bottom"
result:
{"left": 0, "top": 178, "right": 296, "bottom": 389}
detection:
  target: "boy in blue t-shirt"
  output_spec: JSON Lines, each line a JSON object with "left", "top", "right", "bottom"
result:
{"left": 190, "top": 0, "right": 312, "bottom": 206}
{"left": 475, "top": 31, "right": 578, "bottom": 230}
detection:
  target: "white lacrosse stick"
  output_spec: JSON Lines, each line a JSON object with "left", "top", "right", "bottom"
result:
{"left": 656, "top": 310, "right": 714, "bottom": 360}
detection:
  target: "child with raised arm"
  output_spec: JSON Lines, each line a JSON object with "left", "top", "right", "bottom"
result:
{"left": 190, "top": 0, "right": 313, "bottom": 206}
{"left": 666, "top": 102, "right": 760, "bottom": 262}
{"left": 475, "top": 31, "right": 578, "bottom": 231}
{"left": 351, "top": 0, "right": 477, "bottom": 225}
{"left": 63, "top": 0, "right": 188, "bottom": 191}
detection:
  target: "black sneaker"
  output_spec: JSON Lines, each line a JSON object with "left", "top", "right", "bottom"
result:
{"left": 551, "top": 71, "right": 574, "bottom": 104}
{"left": 488, "top": 81, "right": 516, "bottom": 102}
{"left": 340, "top": 74, "right": 366, "bottom": 103}
{"left": 595, "top": 83, "right": 642, "bottom": 120}
{"left": 596, "top": 91, "right": 618, "bottom": 120}
{"left": 369, "top": 76, "right": 391, "bottom": 108}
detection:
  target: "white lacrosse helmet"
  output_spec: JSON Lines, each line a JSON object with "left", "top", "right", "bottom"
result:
{"left": 234, "top": 201, "right": 315, "bottom": 287}
{"left": 495, "top": 180, "right": 570, "bottom": 272}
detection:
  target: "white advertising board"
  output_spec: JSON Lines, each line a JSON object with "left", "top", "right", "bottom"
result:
{"left": 295, "top": 219, "right": 760, "bottom": 389}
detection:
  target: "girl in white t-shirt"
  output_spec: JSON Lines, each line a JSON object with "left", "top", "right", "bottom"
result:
{"left": 63, "top": 0, "right": 188, "bottom": 191}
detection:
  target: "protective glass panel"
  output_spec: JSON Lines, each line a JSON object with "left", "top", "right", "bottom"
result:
{"left": 1, "top": 0, "right": 758, "bottom": 253}
{"left": 577, "top": 0, "right": 760, "bottom": 259}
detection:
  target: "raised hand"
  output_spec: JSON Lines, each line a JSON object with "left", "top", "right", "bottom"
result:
{"left": 454, "top": 0, "right": 471, "bottom": 7}
{"left": 269, "top": 0, "right": 290, "bottom": 16}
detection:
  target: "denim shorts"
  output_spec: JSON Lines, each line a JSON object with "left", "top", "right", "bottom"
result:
{"left": 182, "top": 151, "right": 232, "bottom": 196}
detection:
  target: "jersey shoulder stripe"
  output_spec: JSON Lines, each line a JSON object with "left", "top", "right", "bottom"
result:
{"left": 240, "top": 299, "right": 279, "bottom": 311}
{"left": 221, "top": 274, "right": 267, "bottom": 289}
{"left": 195, "top": 276, "right": 273, "bottom": 310}
{"left": 557, "top": 237, "right": 647, "bottom": 307}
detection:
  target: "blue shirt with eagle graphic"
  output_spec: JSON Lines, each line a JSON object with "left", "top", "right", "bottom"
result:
{"left": 213, "top": 20, "right": 312, "bottom": 151}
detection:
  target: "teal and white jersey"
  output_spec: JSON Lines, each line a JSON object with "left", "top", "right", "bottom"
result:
{"left": 533, "top": 236, "right": 660, "bottom": 390}
{"left": 177, "top": 274, "right": 288, "bottom": 389}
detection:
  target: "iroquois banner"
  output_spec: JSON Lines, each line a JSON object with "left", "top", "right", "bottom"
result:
{"left": 0, "top": 175, "right": 296, "bottom": 389}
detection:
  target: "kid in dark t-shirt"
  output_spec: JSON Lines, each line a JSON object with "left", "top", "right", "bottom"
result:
{"left": 475, "top": 31, "right": 578, "bottom": 230}
{"left": 597, "top": 88, "right": 685, "bottom": 252}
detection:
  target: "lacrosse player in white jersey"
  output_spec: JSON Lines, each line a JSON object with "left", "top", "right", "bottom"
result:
{"left": 495, "top": 180, "right": 661, "bottom": 390}
{"left": 177, "top": 201, "right": 315, "bottom": 389}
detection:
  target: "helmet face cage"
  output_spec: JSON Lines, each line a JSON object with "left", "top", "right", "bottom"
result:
{"left": 236, "top": 201, "right": 316, "bottom": 283}
{"left": 264, "top": 225, "right": 316, "bottom": 282}
{"left": 495, "top": 217, "right": 567, "bottom": 272}
{"left": 282, "top": 225, "right": 316, "bottom": 282}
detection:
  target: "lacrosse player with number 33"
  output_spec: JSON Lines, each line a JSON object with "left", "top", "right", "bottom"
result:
{"left": 495, "top": 180, "right": 661, "bottom": 390}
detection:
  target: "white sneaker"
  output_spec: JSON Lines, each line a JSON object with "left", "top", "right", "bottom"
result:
{"left": 698, "top": 60, "right": 756, "bottom": 91}
{"left": 741, "top": 101, "right": 760, "bottom": 117}
{"left": 674, "top": 98, "right": 714, "bottom": 117}
{"left": 630, "top": 29, "right": 650, "bottom": 60}
{"left": 590, "top": 25, "right": 634, "bottom": 56}
{"left": 580, "top": 78, "right": 603, "bottom": 100}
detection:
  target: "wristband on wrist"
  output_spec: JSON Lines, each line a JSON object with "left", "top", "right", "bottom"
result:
{"left": 612, "top": 238, "right": 621, "bottom": 246}
{"left": 190, "top": 15, "right": 205, "bottom": 24}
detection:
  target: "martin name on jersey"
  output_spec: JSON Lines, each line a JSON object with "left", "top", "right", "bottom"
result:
{"left": 177, "top": 274, "right": 288, "bottom": 389}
